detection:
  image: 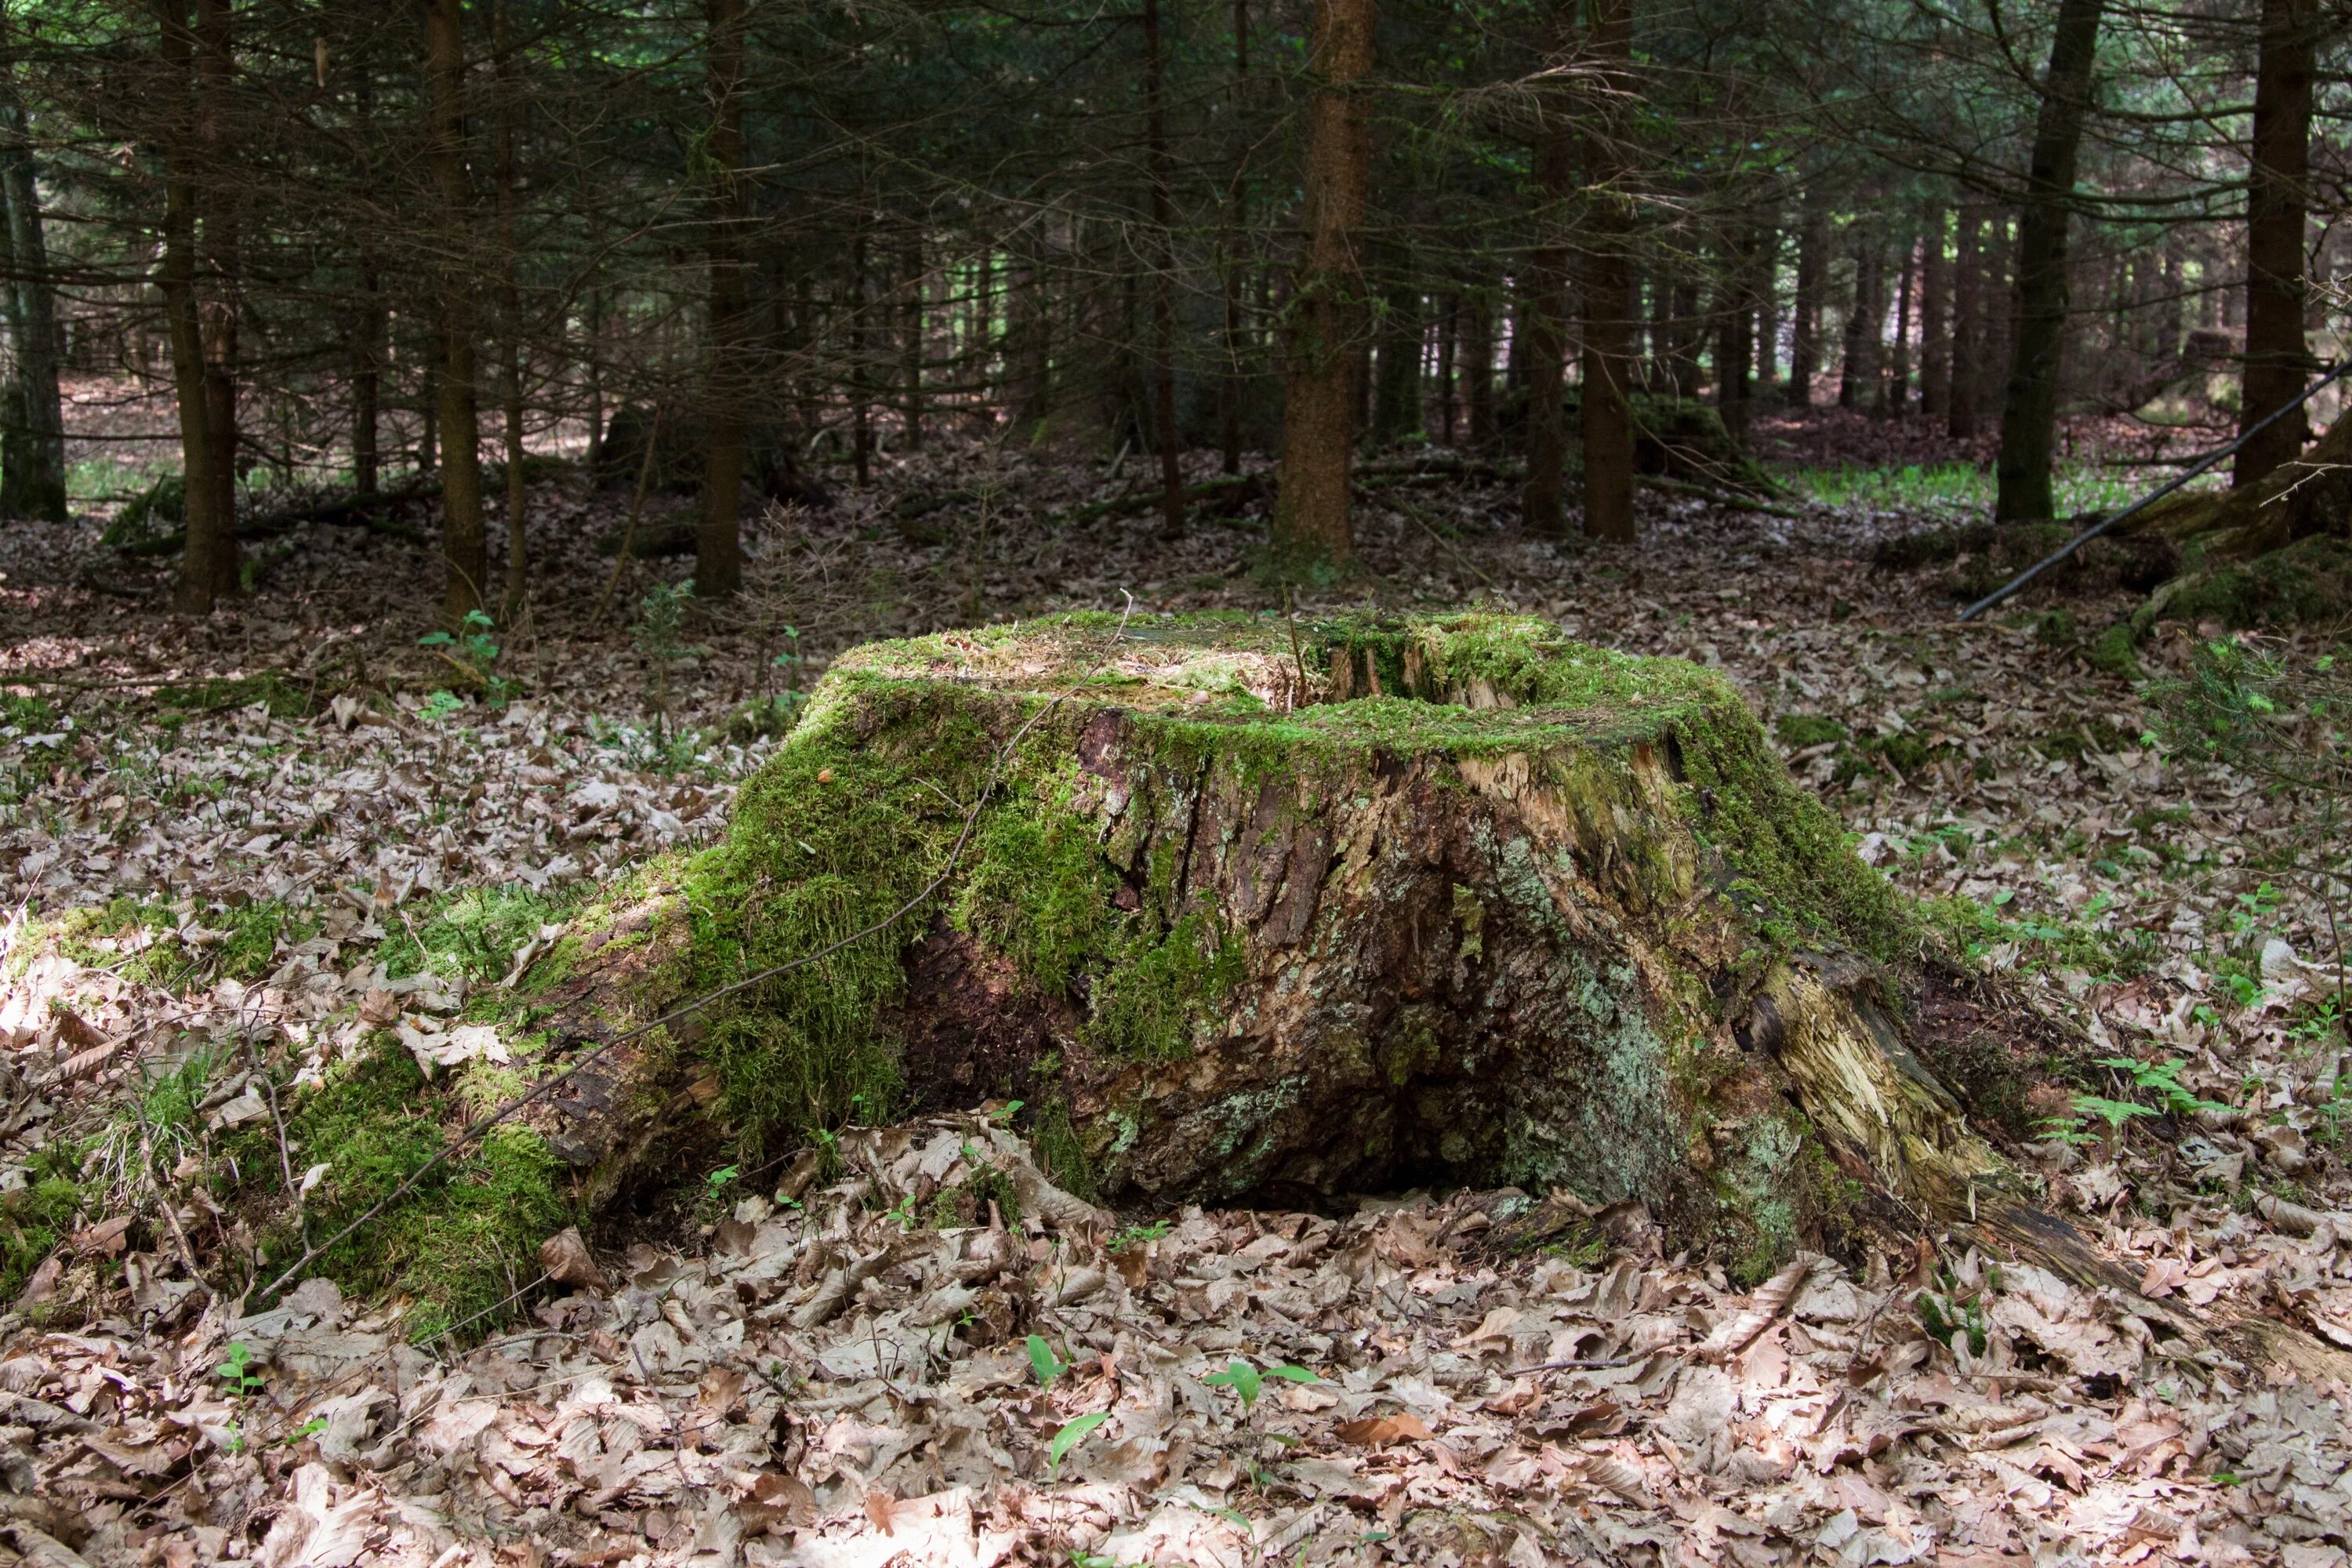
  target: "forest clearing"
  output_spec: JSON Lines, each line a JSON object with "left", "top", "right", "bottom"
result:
{"left": 1, "top": 0, "right": 2350, "bottom": 1563}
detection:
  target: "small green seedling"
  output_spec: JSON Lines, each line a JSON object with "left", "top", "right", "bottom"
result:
{"left": 2092, "top": 1056, "right": 2227, "bottom": 1117}
{"left": 1047, "top": 1412, "right": 1109, "bottom": 1479}
{"left": 215, "top": 1343, "right": 266, "bottom": 1398}
{"left": 706, "top": 1164, "right": 739, "bottom": 1191}
{"left": 1026, "top": 1334, "right": 1070, "bottom": 1387}
{"left": 1202, "top": 1359, "right": 1318, "bottom": 1411}
{"left": 418, "top": 690, "right": 466, "bottom": 724}
{"left": 1109, "top": 1219, "right": 1171, "bottom": 1254}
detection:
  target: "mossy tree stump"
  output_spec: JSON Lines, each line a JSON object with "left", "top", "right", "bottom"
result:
{"left": 522, "top": 613, "right": 2045, "bottom": 1280}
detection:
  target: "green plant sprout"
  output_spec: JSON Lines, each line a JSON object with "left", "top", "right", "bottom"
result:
{"left": 1026, "top": 1334, "right": 1070, "bottom": 1387}
{"left": 1201, "top": 1359, "right": 1318, "bottom": 1411}
{"left": 1047, "top": 1412, "right": 1109, "bottom": 1479}
{"left": 215, "top": 1342, "right": 266, "bottom": 1398}
{"left": 418, "top": 609, "right": 515, "bottom": 706}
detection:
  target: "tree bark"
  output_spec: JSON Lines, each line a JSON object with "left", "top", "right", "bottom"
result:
{"left": 0, "top": 26, "right": 65, "bottom": 523}
{"left": 1947, "top": 206, "right": 1983, "bottom": 439}
{"left": 1920, "top": 207, "right": 1951, "bottom": 418}
{"left": 194, "top": 0, "right": 238, "bottom": 598}
{"left": 154, "top": 0, "right": 229, "bottom": 614}
{"left": 2234, "top": 0, "right": 2316, "bottom": 488}
{"left": 1580, "top": 0, "right": 1635, "bottom": 544}
{"left": 1371, "top": 273, "right": 1421, "bottom": 448}
{"left": 1144, "top": 0, "right": 1184, "bottom": 534}
{"left": 493, "top": 0, "right": 529, "bottom": 612}
{"left": 424, "top": 0, "right": 487, "bottom": 622}
{"left": 1271, "top": 0, "right": 1374, "bottom": 568}
{"left": 1218, "top": 0, "right": 1250, "bottom": 476}
{"left": 1790, "top": 204, "right": 1823, "bottom": 407}
{"left": 1717, "top": 239, "right": 1754, "bottom": 444}
{"left": 900, "top": 231, "right": 924, "bottom": 455}
{"left": 699, "top": 0, "right": 748, "bottom": 597}
{"left": 1521, "top": 114, "right": 1573, "bottom": 535}
{"left": 1882, "top": 233, "right": 1914, "bottom": 416}
{"left": 1465, "top": 285, "right": 1496, "bottom": 448}
{"left": 1994, "top": 0, "right": 2107, "bottom": 522}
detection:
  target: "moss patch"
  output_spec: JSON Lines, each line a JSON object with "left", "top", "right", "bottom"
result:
{"left": 238, "top": 1044, "right": 569, "bottom": 1342}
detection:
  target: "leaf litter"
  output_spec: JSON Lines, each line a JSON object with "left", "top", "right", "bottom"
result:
{"left": 0, "top": 439, "right": 2348, "bottom": 1565}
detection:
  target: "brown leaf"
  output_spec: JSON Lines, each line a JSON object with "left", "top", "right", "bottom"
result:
{"left": 68, "top": 1215, "right": 134, "bottom": 1258}
{"left": 864, "top": 1488, "right": 897, "bottom": 1536}
{"left": 539, "top": 1226, "right": 606, "bottom": 1290}
{"left": 1336, "top": 1412, "right": 1432, "bottom": 1447}
{"left": 358, "top": 988, "right": 400, "bottom": 1027}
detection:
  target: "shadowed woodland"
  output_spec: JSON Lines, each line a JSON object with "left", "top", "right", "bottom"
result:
{"left": 2, "top": 0, "right": 2352, "bottom": 1563}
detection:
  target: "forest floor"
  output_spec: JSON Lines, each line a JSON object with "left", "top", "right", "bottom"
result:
{"left": 1, "top": 411, "right": 2348, "bottom": 1568}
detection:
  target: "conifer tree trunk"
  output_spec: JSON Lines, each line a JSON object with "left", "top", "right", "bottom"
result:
{"left": 1371, "top": 273, "right": 1421, "bottom": 448}
{"left": 1580, "top": 0, "right": 1635, "bottom": 544}
{"left": 1219, "top": 0, "right": 1251, "bottom": 475}
{"left": 350, "top": 71, "right": 384, "bottom": 499}
{"left": 1436, "top": 293, "right": 1457, "bottom": 445}
{"left": 1790, "top": 201, "right": 1823, "bottom": 406}
{"left": 1717, "top": 239, "right": 1754, "bottom": 443}
{"left": 1465, "top": 286, "right": 1496, "bottom": 448}
{"left": 1144, "top": 0, "right": 1184, "bottom": 534}
{"left": 1994, "top": 0, "right": 2106, "bottom": 521}
{"left": 1920, "top": 208, "right": 1950, "bottom": 418}
{"left": 1668, "top": 280, "right": 1701, "bottom": 397}
{"left": 2234, "top": 0, "right": 2315, "bottom": 488}
{"left": 194, "top": 0, "right": 239, "bottom": 600}
{"left": 851, "top": 228, "right": 873, "bottom": 485}
{"left": 424, "top": 0, "right": 487, "bottom": 622}
{"left": 493, "top": 0, "right": 529, "bottom": 612}
{"left": 1947, "top": 205, "right": 1982, "bottom": 439}
{"left": 1271, "top": 0, "right": 1374, "bottom": 568}
{"left": 900, "top": 231, "right": 924, "bottom": 454}
{"left": 0, "top": 27, "right": 65, "bottom": 524}
{"left": 155, "top": 0, "right": 228, "bottom": 614}
{"left": 1521, "top": 115, "right": 1573, "bottom": 535}
{"left": 699, "top": 0, "right": 748, "bottom": 597}
{"left": 1882, "top": 234, "right": 1914, "bottom": 415}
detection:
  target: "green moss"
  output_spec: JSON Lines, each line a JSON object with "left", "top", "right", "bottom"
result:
{"left": 1087, "top": 913, "right": 1244, "bottom": 1061}
{"left": 2160, "top": 533, "right": 2352, "bottom": 628}
{"left": 0, "top": 1145, "right": 84, "bottom": 1301}
{"left": 954, "top": 796, "right": 1116, "bottom": 994}
{"left": 377, "top": 881, "right": 589, "bottom": 985}
{"left": 153, "top": 672, "right": 310, "bottom": 719}
{"left": 1774, "top": 713, "right": 1847, "bottom": 749}
{"left": 1027, "top": 1097, "right": 1096, "bottom": 1200}
{"left": 243, "top": 1044, "right": 569, "bottom": 1342}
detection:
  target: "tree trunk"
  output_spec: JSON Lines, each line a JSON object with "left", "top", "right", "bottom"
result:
{"left": 1219, "top": 0, "right": 1250, "bottom": 475}
{"left": 510, "top": 613, "right": 2118, "bottom": 1293}
{"left": 194, "top": 0, "right": 238, "bottom": 601}
{"left": 1436, "top": 294, "right": 1457, "bottom": 446}
{"left": 424, "top": 0, "right": 486, "bottom": 622}
{"left": 0, "top": 29, "right": 65, "bottom": 523}
{"left": 1882, "top": 233, "right": 1914, "bottom": 416}
{"left": 1371, "top": 274, "right": 1421, "bottom": 448}
{"left": 1920, "top": 207, "right": 1951, "bottom": 418}
{"left": 1947, "top": 205, "right": 1983, "bottom": 439}
{"left": 699, "top": 0, "right": 748, "bottom": 598}
{"left": 2234, "top": 0, "right": 2316, "bottom": 488}
{"left": 493, "top": 0, "right": 529, "bottom": 613}
{"left": 1790, "top": 200, "right": 1824, "bottom": 407}
{"left": 1521, "top": 117, "right": 1573, "bottom": 535}
{"left": 1271, "top": 0, "right": 1374, "bottom": 569}
{"left": 1581, "top": 0, "right": 1635, "bottom": 544}
{"left": 851, "top": 229, "right": 873, "bottom": 486}
{"left": 901, "top": 231, "right": 924, "bottom": 455}
{"left": 154, "top": 0, "right": 229, "bottom": 614}
{"left": 1994, "top": 0, "right": 2107, "bottom": 522}
{"left": 1717, "top": 240, "right": 1753, "bottom": 445}
{"left": 1465, "top": 286, "right": 1495, "bottom": 448}
{"left": 1144, "top": 0, "right": 1184, "bottom": 534}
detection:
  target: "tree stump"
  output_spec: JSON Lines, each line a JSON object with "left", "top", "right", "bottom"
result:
{"left": 519, "top": 613, "right": 2063, "bottom": 1282}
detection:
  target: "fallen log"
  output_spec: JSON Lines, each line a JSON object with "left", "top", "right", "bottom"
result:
{"left": 497, "top": 612, "right": 2111, "bottom": 1287}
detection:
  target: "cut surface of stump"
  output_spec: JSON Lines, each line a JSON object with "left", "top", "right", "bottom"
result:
{"left": 518, "top": 612, "right": 2051, "bottom": 1283}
